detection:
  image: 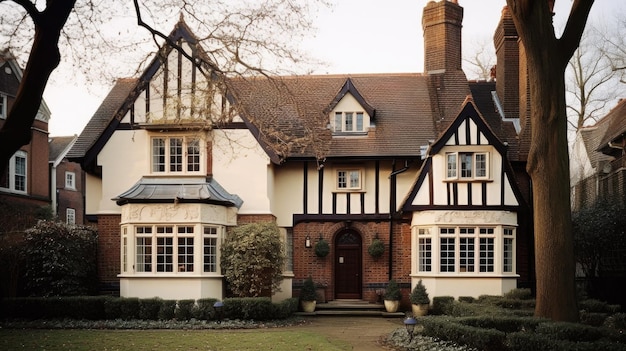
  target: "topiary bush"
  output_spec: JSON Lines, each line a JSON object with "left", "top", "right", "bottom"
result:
{"left": 409, "top": 279, "right": 430, "bottom": 305}
{"left": 221, "top": 222, "right": 285, "bottom": 297}
{"left": 367, "top": 238, "right": 385, "bottom": 258}
{"left": 384, "top": 279, "right": 401, "bottom": 300}
{"left": 314, "top": 238, "right": 330, "bottom": 257}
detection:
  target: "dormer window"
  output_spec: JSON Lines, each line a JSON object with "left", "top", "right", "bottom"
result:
{"left": 333, "top": 112, "right": 364, "bottom": 133}
{"left": 446, "top": 151, "right": 489, "bottom": 180}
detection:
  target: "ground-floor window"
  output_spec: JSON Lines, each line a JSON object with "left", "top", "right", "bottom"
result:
{"left": 122, "top": 224, "right": 224, "bottom": 275}
{"left": 415, "top": 225, "right": 515, "bottom": 275}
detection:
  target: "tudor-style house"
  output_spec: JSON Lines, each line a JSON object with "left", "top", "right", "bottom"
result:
{"left": 69, "top": 1, "right": 534, "bottom": 301}
{"left": 0, "top": 49, "right": 52, "bottom": 232}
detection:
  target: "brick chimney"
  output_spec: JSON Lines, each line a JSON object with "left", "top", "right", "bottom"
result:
{"left": 493, "top": 6, "right": 519, "bottom": 120}
{"left": 422, "top": 0, "right": 464, "bottom": 74}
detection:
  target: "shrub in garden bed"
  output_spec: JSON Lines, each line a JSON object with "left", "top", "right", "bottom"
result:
{"left": 431, "top": 296, "right": 455, "bottom": 315}
{"left": 506, "top": 332, "right": 625, "bottom": 351}
{"left": 158, "top": 300, "right": 177, "bottom": 320}
{"left": 420, "top": 316, "right": 506, "bottom": 351}
{"left": 139, "top": 298, "right": 162, "bottom": 320}
{"left": 193, "top": 298, "right": 219, "bottom": 320}
{"left": 175, "top": 299, "right": 195, "bottom": 320}
{"left": 459, "top": 316, "right": 544, "bottom": 333}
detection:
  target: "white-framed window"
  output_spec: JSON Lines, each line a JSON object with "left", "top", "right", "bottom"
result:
{"left": 177, "top": 226, "right": 194, "bottom": 272}
{"left": 66, "top": 208, "right": 76, "bottom": 225}
{"left": 417, "top": 228, "right": 432, "bottom": 272}
{"left": 0, "top": 93, "right": 6, "bottom": 119}
{"left": 151, "top": 136, "right": 201, "bottom": 174}
{"left": 122, "top": 227, "right": 128, "bottom": 273}
{"left": 65, "top": 172, "right": 76, "bottom": 190}
{"left": 417, "top": 225, "right": 510, "bottom": 274}
{"left": 203, "top": 226, "right": 219, "bottom": 273}
{"left": 333, "top": 111, "right": 365, "bottom": 133}
{"left": 336, "top": 169, "right": 362, "bottom": 190}
{"left": 1, "top": 150, "right": 27, "bottom": 193}
{"left": 446, "top": 152, "right": 489, "bottom": 180}
{"left": 503, "top": 227, "right": 515, "bottom": 273}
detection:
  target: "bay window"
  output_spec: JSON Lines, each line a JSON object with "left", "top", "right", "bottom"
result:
{"left": 416, "top": 225, "right": 514, "bottom": 274}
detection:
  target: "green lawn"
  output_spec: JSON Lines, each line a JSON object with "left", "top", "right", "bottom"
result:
{"left": 0, "top": 329, "right": 351, "bottom": 351}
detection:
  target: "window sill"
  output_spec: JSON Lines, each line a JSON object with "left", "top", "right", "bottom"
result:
{"left": 411, "top": 273, "right": 520, "bottom": 278}
{"left": 443, "top": 178, "right": 493, "bottom": 183}
{"left": 118, "top": 273, "right": 224, "bottom": 278}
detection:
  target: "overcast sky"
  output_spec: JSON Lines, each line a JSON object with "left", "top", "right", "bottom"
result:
{"left": 46, "top": 0, "right": 623, "bottom": 136}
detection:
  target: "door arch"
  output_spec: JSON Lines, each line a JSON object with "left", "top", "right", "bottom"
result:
{"left": 334, "top": 229, "right": 362, "bottom": 299}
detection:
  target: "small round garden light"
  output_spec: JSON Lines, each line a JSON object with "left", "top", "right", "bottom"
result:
{"left": 213, "top": 301, "right": 224, "bottom": 324}
{"left": 404, "top": 316, "right": 417, "bottom": 341}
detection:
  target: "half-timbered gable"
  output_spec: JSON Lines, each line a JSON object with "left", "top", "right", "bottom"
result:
{"left": 402, "top": 99, "right": 526, "bottom": 298}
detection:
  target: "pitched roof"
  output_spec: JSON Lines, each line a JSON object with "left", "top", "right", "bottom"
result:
{"left": 66, "top": 78, "right": 138, "bottom": 163}
{"left": 597, "top": 98, "right": 626, "bottom": 153}
{"left": 49, "top": 135, "right": 77, "bottom": 164}
{"left": 468, "top": 81, "right": 520, "bottom": 160}
{"left": 229, "top": 73, "right": 454, "bottom": 161}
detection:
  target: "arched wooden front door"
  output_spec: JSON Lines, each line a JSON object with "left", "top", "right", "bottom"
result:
{"left": 334, "top": 230, "right": 362, "bottom": 299}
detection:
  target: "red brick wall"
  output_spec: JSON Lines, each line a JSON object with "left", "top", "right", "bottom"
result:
{"left": 292, "top": 220, "right": 411, "bottom": 303}
{"left": 55, "top": 160, "right": 84, "bottom": 224}
{"left": 27, "top": 120, "right": 50, "bottom": 200}
{"left": 237, "top": 214, "right": 276, "bottom": 224}
{"left": 422, "top": 0, "right": 463, "bottom": 73}
{"left": 96, "top": 214, "right": 121, "bottom": 289}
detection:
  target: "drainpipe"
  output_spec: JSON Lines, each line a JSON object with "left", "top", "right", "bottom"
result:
{"left": 388, "top": 160, "right": 410, "bottom": 280}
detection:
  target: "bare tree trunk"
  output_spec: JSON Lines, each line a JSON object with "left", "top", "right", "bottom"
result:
{"left": 507, "top": 0, "right": 594, "bottom": 322}
{"left": 0, "top": 0, "right": 76, "bottom": 175}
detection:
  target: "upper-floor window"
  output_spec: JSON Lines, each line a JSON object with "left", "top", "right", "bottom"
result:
{"left": 446, "top": 152, "right": 488, "bottom": 180}
{"left": 0, "top": 150, "right": 27, "bottom": 193}
{"left": 151, "top": 136, "right": 201, "bottom": 174}
{"left": 66, "top": 208, "right": 76, "bottom": 225}
{"left": 333, "top": 112, "right": 364, "bottom": 133}
{"left": 65, "top": 171, "right": 76, "bottom": 190}
{"left": 336, "top": 168, "right": 362, "bottom": 191}
{"left": 0, "top": 94, "right": 6, "bottom": 119}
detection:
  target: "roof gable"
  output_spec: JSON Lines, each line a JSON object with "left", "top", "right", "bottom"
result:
{"left": 324, "top": 78, "right": 375, "bottom": 118}
{"left": 402, "top": 99, "right": 527, "bottom": 212}
{"left": 68, "top": 19, "right": 215, "bottom": 171}
{"left": 430, "top": 98, "right": 507, "bottom": 155}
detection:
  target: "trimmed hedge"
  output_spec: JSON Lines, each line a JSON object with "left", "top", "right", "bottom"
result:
{"left": 506, "top": 332, "right": 626, "bottom": 351}
{"left": 431, "top": 296, "right": 455, "bottom": 315}
{"left": 421, "top": 316, "right": 506, "bottom": 351}
{"left": 0, "top": 296, "right": 298, "bottom": 321}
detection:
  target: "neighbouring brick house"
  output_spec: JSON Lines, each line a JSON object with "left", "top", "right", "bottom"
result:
{"left": 49, "top": 135, "right": 85, "bottom": 225}
{"left": 571, "top": 99, "right": 626, "bottom": 210}
{"left": 69, "top": 1, "right": 535, "bottom": 302}
{"left": 0, "top": 49, "right": 52, "bottom": 233}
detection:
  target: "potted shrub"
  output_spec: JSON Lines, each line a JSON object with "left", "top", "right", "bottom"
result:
{"left": 314, "top": 239, "right": 330, "bottom": 258}
{"left": 367, "top": 238, "right": 385, "bottom": 259}
{"left": 299, "top": 276, "right": 317, "bottom": 312}
{"left": 410, "top": 279, "right": 430, "bottom": 316}
{"left": 383, "top": 279, "right": 401, "bottom": 313}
